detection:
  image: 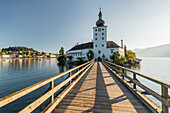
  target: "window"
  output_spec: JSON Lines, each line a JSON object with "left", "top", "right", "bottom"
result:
{"left": 111, "top": 49, "right": 114, "bottom": 53}
{"left": 95, "top": 33, "right": 97, "bottom": 36}
{"left": 95, "top": 38, "right": 97, "bottom": 40}
{"left": 98, "top": 28, "right": 101, "bottom": 32}
{"left": 102, "top": 37, "right": 104, "bottom": 40}
{"left": 102, "top": 33, "right": 104, "bottom": 35}
{"left": 95, "top": 45, "right": 97, "bottom": 47}
{"left": 95, "top": 29, "right": 97, "bottom": 31}
{"left": 102, "top": 28, "right": 104, "bottom": 31}
{"left": 102, "top": 44, "right": 104, "bottom": 47}
{"left": 98, "top": 50, "right": 101, "bottom": 54}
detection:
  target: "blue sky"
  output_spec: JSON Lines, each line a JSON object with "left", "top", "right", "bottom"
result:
{"left": 0, "top": 0, "right": 170, "bottom": 53}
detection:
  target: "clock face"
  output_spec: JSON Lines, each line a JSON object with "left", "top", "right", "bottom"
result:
{"left": 98, "top": 28, "right": 101, "bottom": 31}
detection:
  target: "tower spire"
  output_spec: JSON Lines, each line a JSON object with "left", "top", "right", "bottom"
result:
{"left": 98, "top": 8, "right": 102, "bottom": 20}
{"left": 96, "top": 8, "right": 105, "bottom": 27}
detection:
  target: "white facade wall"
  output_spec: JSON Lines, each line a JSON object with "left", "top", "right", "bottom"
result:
{"left": 93, "top": 26, "right": 107, "bottom": 59}
{"left": 66, "top": 49, "right": 93, "bottom": 61}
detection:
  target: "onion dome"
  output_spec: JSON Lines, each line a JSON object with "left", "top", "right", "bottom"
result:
{"left": 96, "top": 8, "right": 105, "bottom": 27}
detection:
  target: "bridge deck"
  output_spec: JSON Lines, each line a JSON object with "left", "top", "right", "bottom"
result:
{"left": 52, "top": 62, "right": 151, "bottom": 113}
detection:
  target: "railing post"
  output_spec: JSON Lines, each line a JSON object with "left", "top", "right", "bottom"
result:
{"left": 50, "top": 80, "right": 54, "bottom": 102}
{"left": 161, "top": 84, "right": 168, "bottom": 113}
{"left": 133, "top": 73, "right": 136, "bottom": 89}
{"left": 77, "top": 67, "right": 79, "bottom": 76}
{"left": 69, "top": 72, "right": 71, "bottom": 85}
{"left": 122, "top": 69, "right": 125, "bottom": 80}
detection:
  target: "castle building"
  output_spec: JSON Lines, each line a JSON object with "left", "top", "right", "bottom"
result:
{"left": 66, "top": 8, "right": 124, "bottom": 61}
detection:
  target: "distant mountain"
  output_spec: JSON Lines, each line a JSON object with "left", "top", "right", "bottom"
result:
{"left": 133, "top": 43, "right": 170, "bottom": 57}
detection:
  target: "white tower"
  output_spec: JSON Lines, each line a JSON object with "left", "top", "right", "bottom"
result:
{"left": 93, "top": 8, "right": 107, "bottom": 61}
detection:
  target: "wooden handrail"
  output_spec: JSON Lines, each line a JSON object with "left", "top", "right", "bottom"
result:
{"left": 19, "top": 61, "right": 93, "bottom": 113}
{"left": 0, "top": 60, "right": 94, "bottom": 110}
{"left": 104, "top": 60, "right": 170, "bottom": 88}
{"left": 103, "top": 60, "right": 170, "bottom": 113}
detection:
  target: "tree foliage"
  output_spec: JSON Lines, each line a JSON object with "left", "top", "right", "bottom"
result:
{"left": 57, "top": 47, "right": 66, "bottom": 65}
{"left": 2, "top": 46, "right": 37, "bottom": 52}
{"left": 67, "top": 56, "right": 73, "bottom": 62}
{"left": 86, "top": 50, "right": 94, "bottom": 61}
{"left": 127, "top": 50, "right": 136, "bottom": 59}
{"left": 110, "top": 52, "right": 126, "bottom": 65}
{"left": 124, "top": 45, "right": 128, "bottom": 57}
{"left": 59, "top": 47, "right": 64, "bottom": 56}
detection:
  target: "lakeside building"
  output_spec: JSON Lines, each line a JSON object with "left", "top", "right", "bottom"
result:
{"left": 66, "top": 9, "right": 125, "bottom": 61}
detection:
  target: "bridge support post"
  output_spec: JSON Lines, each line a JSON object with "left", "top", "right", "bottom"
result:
{"left": 122, "top": 69, "right": 125, "bottom": 80}
{"left": 77, "top": 68, "right": 79, "bottom": 76}
{"left": 50, "top": 80, "right": 54, "bottom": 102}
{"left": 69, "top": 72, "right": 72, "bottom": 85}
{"left": 161, "top": 85, "right": 168, "bottom": 113}
{"left": 133, "top": 73, "right": 136, "bottom": 89}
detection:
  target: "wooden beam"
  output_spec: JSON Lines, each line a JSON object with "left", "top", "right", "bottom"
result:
{"left": 104, "top": 61, "right": 170, "bottom": 88}
{"left": 162, "top": 85, "right": 169, "bottom": 113}
{"left": 0, "top": 60, "right": 93, "bottom": 108}
{"left": 19, "top": 61, "right": 94, "bottom": 113}
{"left": 42, "top": 61, "right": 94, "bottom": 113}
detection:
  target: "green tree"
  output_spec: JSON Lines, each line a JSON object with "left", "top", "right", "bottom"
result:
{"left": 59, "top": 47, "right": 64, "bottom": 56}
{"left": 86, "top": 50, "right": 94, "bottom": 61}
{"left": 77, "top": 57, "right": 85, "bottom": 65}
{"left": 110, "top": 52, "right": 120, "bottom": 63}
{"left": 67, "top": 56, "right": 73, "bottom": 62}
{"left": 124, "top": 45, "right": 128, "bottom": 57}
{"left": 127, "top": 50, "right": 136, "bottom": 59}
{"left": 57, "top": 47, "right": 66, "bottom": 65}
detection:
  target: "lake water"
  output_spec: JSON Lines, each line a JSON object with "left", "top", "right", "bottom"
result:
{"left": 0, "top": 58, "right": 169, "bottom": 112}
{"left": 129, "top": 57, "right": 170, "bottom": 108}
{"left": 0, "top": 58, "right": 75, "bottom": 113}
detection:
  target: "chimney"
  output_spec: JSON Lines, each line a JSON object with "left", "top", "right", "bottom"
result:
{"left": 121, "top": 39, "right": 123, "bottom": 48}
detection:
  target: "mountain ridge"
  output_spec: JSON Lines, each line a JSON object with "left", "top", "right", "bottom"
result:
{"left": 133, "top": 43, "right": 170, "bottom": 57}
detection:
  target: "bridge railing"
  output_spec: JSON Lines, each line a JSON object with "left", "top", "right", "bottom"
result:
{"left": 103, "top": 60, "right": 170, "bottom": 113}
{"left": 0, "top": 60, "right": 94, "bottom": 113}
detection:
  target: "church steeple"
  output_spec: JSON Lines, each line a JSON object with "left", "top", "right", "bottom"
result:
{"left": 98, "top": 8, "right": 102, "bottom": 20}
{"left": 96, "top": 8, "right": 105, "bottom": 27}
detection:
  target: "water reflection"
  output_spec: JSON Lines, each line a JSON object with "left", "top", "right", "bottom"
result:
{"left": 0, "top": 58, "right": 77, "bottom": 113}
{"left": 130, "top": 64, "right": 141, "bottom": 71}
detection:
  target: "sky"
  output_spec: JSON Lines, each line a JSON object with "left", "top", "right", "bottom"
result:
{"left": 0, "top": 0, "right": 170, "bottom": 53}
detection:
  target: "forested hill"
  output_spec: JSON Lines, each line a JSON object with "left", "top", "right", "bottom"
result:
{"left": 134, "top": 43, "right": 170, "bottom": 57}
{"left": 1, "top": 46, "right": 38, "bottom": 52}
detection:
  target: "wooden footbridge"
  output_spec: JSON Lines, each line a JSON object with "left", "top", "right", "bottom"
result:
{"left": 0, "top": 61, "right": 170, "bottom": 113}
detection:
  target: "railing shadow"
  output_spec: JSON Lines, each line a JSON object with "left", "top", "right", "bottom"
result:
{"left": 103, "top": 62, "right": 151, "bottom": 113}
{"left": 52, "top": 62, "right": 94, "bottom": 112}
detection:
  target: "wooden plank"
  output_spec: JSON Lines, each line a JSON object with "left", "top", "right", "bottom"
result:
{"left": 52, "top": 62, "right": 151, "bottom": 113}
{"left": 103, "top": 62, "right": 161, "bottom": 113}
{"left": 42, "top": 61, "right": 94, "bottom": 113}
{"left": 104, "top": 61, "right": 170, "bottom": 107}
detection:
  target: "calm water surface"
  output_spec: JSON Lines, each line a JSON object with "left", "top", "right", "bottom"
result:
{"left": 0, "top": 58, "right": 169, "bottom": 112}
{"left": 0, "top": 58, "right": 75, "bottom": 113}
{"left": 130, "top": 57, "right": 170, "bottom": 108}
